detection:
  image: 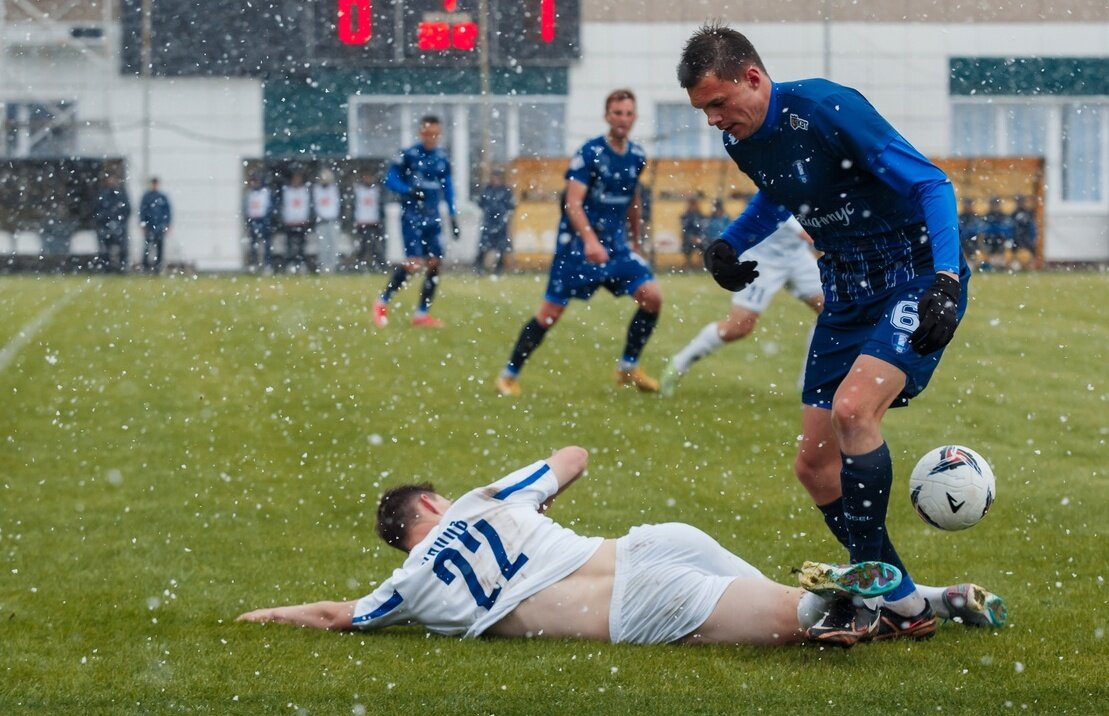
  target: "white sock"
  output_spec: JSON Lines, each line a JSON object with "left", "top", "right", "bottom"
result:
{"left": 672, "top": 322, "right": 724, "bottom": 373}
{"left": 797, "top": 592, "right": 830, "bottom": 630}
{"left": 915, "top": 584, "right": 949, "bottom": 618}
{"left": 883, "top": 589, "right": 927, "bottom": 617}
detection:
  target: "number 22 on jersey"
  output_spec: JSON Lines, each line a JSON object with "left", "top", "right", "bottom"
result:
{"left": 432, "top": 520, "right": 529, "bottom": 608}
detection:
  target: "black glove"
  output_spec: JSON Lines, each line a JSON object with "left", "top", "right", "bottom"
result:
{"left": 450, "top": 216, "right": 461, "bottom": 241}
{"left": 703, "top": 239, "right": 759, "bottom": 292}
{"left": 909, "top": 273, "right": 962, "bottom": 355}
{"left": 409, "top": 187, "right": 426, "bottom": 202}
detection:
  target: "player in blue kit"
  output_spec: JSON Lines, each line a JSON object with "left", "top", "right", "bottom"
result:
{"left": 373, "top": 115, "right": 459, "bottom": 329}
{"left": 494, "top": 89, "right": 663, "bottom": 396}
{"left": 677, "top": 24, "right": 1007, "bottom": 646}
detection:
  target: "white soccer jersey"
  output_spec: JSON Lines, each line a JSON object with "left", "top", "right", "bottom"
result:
{"left": 246, "top": 187, "right": 272, "bottom": 219}
{"left": 352, "top": 461, "right": 604, "bottom": 638}
{"left": 354, "top": 184, "right": 381, "bottom": 225}
{"left": 742, "top": 216, "right": 809, "bottom": 263}
{"left": 313, "top": 183, "right": 341, "bottom": 222}
{"left": 281, "top": 185, "right": 311, "bottom": 225}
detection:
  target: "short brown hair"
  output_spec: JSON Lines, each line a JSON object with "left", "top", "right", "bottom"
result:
{"left": 605, "top": 88, "right": 636, "bottom": 112}
{"left": 376, "top": 482, "right": 436, "bottom": 552}
{"left": 677, "top": 22, "right": 767, "bottom": 89}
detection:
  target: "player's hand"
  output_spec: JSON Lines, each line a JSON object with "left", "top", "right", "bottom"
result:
{"left": 450, "top": 216, "right": 461, "bottom": 241}
{"left": 909, "top": 273, "right": 962, "bottom": 355}
{"left": 409, "top": 187, "right": 426, "bottom": 202}
{"left": 703, "top": 239, "right": 759, "bottom": 292}
{"left": 584, "top": 239, "right": 609, "bottom": 264}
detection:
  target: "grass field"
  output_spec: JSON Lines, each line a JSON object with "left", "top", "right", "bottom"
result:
{"left": 1, "top": 270, "right": 1106, "bottom": 714}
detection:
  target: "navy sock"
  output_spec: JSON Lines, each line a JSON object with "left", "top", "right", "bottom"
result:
{"left": 841, "top": 442, "right": 916, "bottom": 600}
{"left": 817, "top": 497, "right": 851, "bottom": 551}
{"left": 381, "top": 266, "right": 409, "bottom": 302}
{"left": 418, "top": 266, "right": 439, "bottom": 312}
{"left": 621, "top": 308, "right": 658, "bottom": 364}
{"left": 507, "top": 318, "right": 549, "bottom": 375}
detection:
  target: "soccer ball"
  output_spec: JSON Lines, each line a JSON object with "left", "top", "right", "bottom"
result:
{"left": 909, "top": 445, "right": 995, "bottom": 531}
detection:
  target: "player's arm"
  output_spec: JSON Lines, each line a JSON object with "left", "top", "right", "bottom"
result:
{"left": 564, "top": 179, "right": 608, "bottom": 263}
{"left": 237, "top": 599, "right": 358, "bottom": 631}
{"left": 385, "top": 162, "right": 423, "bottom": 201}
{"left": 626, "top": 186, "right": 643, "bottom": 254}
{"left": 703, "top": 193, "right": 791, "bottom": 291}
{"left": 538, "top": 446, "right": 589, "bottom": 513}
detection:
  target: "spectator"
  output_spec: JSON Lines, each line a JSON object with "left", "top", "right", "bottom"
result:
{"left": 94, "top": 174, "right": 131, "bottom": 273}
{"left": 313, "top": 168, "right": 342, "bottom": 273}
{"left": 280, "top": 172, "right": 311, "bottom": 273}
{"left": 1010, "top": 194, "right": 1038, "bottom": 271}
{"left": 704, "top": 198, "right": 731, "bottom": 244}
{"left": 353, "top": 173, "right": 385, "bottom": 272}
{"left": 139, "top": 177, "right": 172, "bottom": 274}
{"left": 957, "top": 197, "right": 984, "bottom": 270}
{"left": 474, "top": 168, "right": 516, "bottom": 275}
{"left": 244, "top": 174, "right": 274, "bottom": 274}
{"left": 979, "top": 196, "right": 1012, "bottom": 271}
{"left": 679, "top": 197, "right": 705, "bottom": 269}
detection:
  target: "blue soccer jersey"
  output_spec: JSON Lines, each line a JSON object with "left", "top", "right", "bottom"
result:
{"left": 385, "top": 143, "right": 457, "bottom": 220}
{"left": 555, "top": 135, "right": 647, "bottom": 259}
{"left": 719, "top": 79, "right": 965, "bottom": 302}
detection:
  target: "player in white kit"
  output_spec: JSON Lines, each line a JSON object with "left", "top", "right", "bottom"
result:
{"left": 238, "top": 447, "right": 903, "bottom": 647}
{"left": 661, "top": 216, "right": 823, "bottom": 397}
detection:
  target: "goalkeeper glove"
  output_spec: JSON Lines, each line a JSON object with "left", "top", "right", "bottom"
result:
{"left": 703, "top": 239, "right": 759, "bottom": 292}
{"left": 408, "top": 187, "right": 426, "bottom": 202}
{"left": 909, "top": 273, "right": 961, "bottom": 355}
{"left": 450, "top": 216, "right": 461, "bottom": 241}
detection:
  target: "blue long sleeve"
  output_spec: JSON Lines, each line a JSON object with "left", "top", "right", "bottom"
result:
{"left": 443, "top": 174, "right": 457, "bottom": 216}
{"left": 719, "top": 192, "right": 793, "bottom": 255}
{"left": 384, "top": 164, "right": 411, "bottom": 195}
{"left": 869, "top": 136, "right": 961, "bottom": 274}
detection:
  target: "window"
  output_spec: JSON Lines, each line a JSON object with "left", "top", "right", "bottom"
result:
{"left": 3, "top": 100, "right": 77, "bottom": 157}
{"left": 1062, "top": 104, "right": 1102, "bottom": 202}
{"left": 951, "top": 104, "right": 996, "bottom": 157}
{"left": 518, "top": 102, "right": 565, "bottom": 158}
{"left": 1003, "top": 104, "right": 1047, "bottom": 156}
{"left": 656, "top": 103, "right": 705, "bottom": 157}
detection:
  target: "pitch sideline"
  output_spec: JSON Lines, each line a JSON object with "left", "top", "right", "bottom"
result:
{"left": 0, "top": 282, "right": 88, "bottom": 373}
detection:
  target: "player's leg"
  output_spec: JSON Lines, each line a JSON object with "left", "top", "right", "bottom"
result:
{"left": 682, "top": 579, "right": 807, "bottom": 645}
{"left": 662, "top": 304, "right": 760, "bottom": 397}
{"left": 374, "top": 217, "right": 424, "bottom": 327}
{"left": 412, "top": 223, "right": 445, "bottom": 325}
{"left": 615, "top": 279, "right": 662, "bottom": 391}
{"left": 495, "top": 300, "right": 565, "bottom": 396}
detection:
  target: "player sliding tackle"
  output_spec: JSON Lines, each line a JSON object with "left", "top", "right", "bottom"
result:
{"left": 239, "top": 446, "right": 902, "bottom": 647}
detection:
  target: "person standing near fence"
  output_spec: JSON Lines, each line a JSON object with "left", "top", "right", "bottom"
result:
{"left": 245, "top": 174, "right": 274, "bottom": 274}
{"left": 313, "top": 169, "right": 342, "bottom": 273}
{"left": 353, "top": 173, "right": 386, "bottom": 271}
{"left": 94, "top": 174, "right": 131, "bottom": 273}
{"left": 474, "top": 169, "right": 516, "bottom": 275}
{"left": 280, "top": 172, "right": 311, "bottom": 273}
{"left": 139, "top": 177, "right": 172, "bottom": 274}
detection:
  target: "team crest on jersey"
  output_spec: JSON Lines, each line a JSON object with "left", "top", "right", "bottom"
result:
{"left": 792, "top": 159, "right": 809, "bottom": 184}
{"left": 789, "top": 114, "right": 809, "bottom": 130}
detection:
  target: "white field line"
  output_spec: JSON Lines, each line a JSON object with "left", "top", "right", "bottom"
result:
{"left": 0, "top": 283, "right": 88, "bottom": 373}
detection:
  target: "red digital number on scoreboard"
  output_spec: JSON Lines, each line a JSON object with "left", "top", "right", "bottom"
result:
{"left": 337, "top": 0, "right": 372, "bottom": 45}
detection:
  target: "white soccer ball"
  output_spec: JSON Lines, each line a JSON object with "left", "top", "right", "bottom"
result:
{"left": 909, "top": 445, "right": 995, "bottom": 531}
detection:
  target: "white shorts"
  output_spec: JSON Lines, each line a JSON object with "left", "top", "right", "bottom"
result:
{"left": 608, "top": 523, "right": 764, "bottom": 644}
{"left": 732, "top": 241, "right": 822, "bottom": 313}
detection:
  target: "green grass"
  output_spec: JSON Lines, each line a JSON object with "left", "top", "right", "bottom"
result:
{"left": 1, "top": 270, "right": 1106, "bottom": 714}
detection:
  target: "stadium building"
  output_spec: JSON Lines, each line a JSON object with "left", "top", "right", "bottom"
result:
{"left": 1, "top": 0, "right": 1106, "bottom": 270}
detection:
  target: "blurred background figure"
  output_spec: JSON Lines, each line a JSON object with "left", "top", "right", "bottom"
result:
{"left": 313, "top": 168, "right": 342, "bottom": 273}
{"left": 353, "top": 173, "right": 385, "bottom": 272}
{"left": 280, "top": 172, "right": 311, "bottom": 273}
{"left": 704, "top": 198, "right": 732, "bottom": 247}
{"left": 979, "top": 196, "right": 1013, "bottom": 271}
{"left": 94, "top": 174, "right": 131, "bottom": 273}
{"left": 245, "top": 174, "right": 274, "bottom": 274}
{"left": 139, "top": 177, "right": 173, "bottom": 274}
{"left": 1010, "top": 194, "right": 1038, "bottom": 271}
{"left": 679, "top": 196, "right": 705, "bottom": 270}
{"left": 474, "top": 168, "right": 516, "bottom": 275}
{"left": 957, "top": 197, "right": 984, "bottom": 270}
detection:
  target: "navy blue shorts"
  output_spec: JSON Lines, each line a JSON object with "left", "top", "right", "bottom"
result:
{"left": 544, "top": 252, "right": 655, "bottom": 306}
{"left": 401, "top": 215, "right": 443, "bottom": 259}
{"left": 802, "top": 272, "right": 970, "bottom": 409}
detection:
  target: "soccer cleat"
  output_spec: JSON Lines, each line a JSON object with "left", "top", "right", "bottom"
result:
{"left": 372, "top": 300, "right": 389, "bottom": 328}
{"left": 941, "top": 583, "right": 1008, "bottom": 628}
{"left": 805, "top": 597, "right": 876, "bottom": 649}
{"left": 798, "top": 560, "right": 903, "bottom": 599}
{"left": 614, "top": 366, "right": 659, "bottom": 393}
{"left": 411, "top": 314, "right": 444, "bottom": 328}
{"left": 659, "top": 363, "right": 683, "bottom": 398}
{"left": 494, "top": 375, "right": 521, "bottom": 397}
{"left": 868, "top": 603, "right": 938, "bottom": 641}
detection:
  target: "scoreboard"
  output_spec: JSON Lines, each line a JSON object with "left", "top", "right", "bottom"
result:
{"left": 120, "top": 0, "right": 580, "bottom": 76}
